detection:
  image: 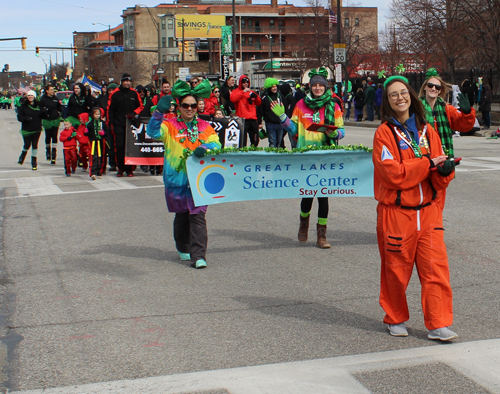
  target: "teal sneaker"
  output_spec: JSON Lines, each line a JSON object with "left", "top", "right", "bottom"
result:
{"left": 194, "top": 259, "right": 207, "bottom": 269}
{"left": 178, "top": 251, "right": 191, "bottom": 261}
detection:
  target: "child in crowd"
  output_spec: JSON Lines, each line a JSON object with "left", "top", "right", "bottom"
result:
{"left": 86, "top": 107, "right": 107, "bottom": 180}
{"left": 214, "top": 109, "right": 225, "bottom": 119}
{"left": 59, "top": 121, "right": 79, "bottom": 176}
{"left": 165, "top": 103, "right": 177, "bottom": 120}
{"left": 77, "top": 113, "right": 91, "bottom": 171}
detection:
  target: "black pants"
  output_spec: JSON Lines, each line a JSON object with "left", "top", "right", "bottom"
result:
{"left": 173, "top": 211, "right": 207, "bottom": 263}
{"left": 22, "top": 132, "right": 41, "bottom": 153}
{"left": 45, "top": 126, "right": 59, "bottom": 145}
{"left": 90, "top": 140, "right": 106, "bottom": 176}
{"left": 243, "top": 119, "right": 260, "bottom": 147}
{"left": 113, "top": 125, "right": 132, "bottom": 173}
{"left": 301, "top": 197, "right": 329, "bottom": 219}
{"left": 106, "top": 129, "right": 116, "bottom": 167}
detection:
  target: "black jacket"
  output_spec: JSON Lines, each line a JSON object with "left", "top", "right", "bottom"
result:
{"left": 39, "top": 94, "right": 62, "bottom": 120}
{"left": 108, "top": 86, "right": 143, "bottom": 127}
{"left": 86, "top": 119, "right": 107, "bottom": 141}
{"left": 67, "top": 94, "right": 91, "bottom": 119}
{"left": 139, "top": 97, "right": 154, "bottom": 118}
{"left": 259, "top": 89, "right": 284, "bottom": 124}
{"left": 220, "top": 82, "right": 235, "bottom": 115}
{"left": 17, "top": 101, "right": 43, "bottom": 132}
{"left": 279, "top": 84, "right": 297, "bottom": 118}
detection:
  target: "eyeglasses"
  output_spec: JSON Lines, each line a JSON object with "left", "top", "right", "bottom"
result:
{"left": 426, "top": 82, "right": 442, "bottom": 91}
{"left": 191, "top": 80, "right": 199, "bottom": 84}
{"left": 388, "top": 90, "right": 410, "bottom": 101}
{"left": 180, "top": 103, "right": 198, "bottom": 109}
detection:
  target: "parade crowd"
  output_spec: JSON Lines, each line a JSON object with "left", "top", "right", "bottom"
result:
{"left": 7, "top": 66, "right": 490, "bottom": 343}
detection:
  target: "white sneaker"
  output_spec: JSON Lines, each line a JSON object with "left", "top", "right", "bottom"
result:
{"left": 387, "top": 323, "right": 408, "bottom": 337}
{"left": 428, "top": 327, "right": 458, "bottom": 341}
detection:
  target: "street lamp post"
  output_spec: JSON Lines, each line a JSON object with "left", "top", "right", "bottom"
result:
{"left": 93, "top": 22, "right": 112, "bottom": 81}
{"left": 266, "top": 34, "right": 273, "bottom": 77}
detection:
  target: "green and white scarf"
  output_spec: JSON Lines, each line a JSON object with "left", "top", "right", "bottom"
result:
{"left": 421, "top": 97, "right": 454, "bottom": 157}
{"left": 304, "top": 90, "right": 338, "bottom": 145}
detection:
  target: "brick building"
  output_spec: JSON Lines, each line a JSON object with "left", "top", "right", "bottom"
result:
{"left": 78, "top": 0, "right": 377, "bottom": 86}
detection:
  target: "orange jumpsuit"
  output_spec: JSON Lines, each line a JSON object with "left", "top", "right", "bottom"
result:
{"left": 373, "top": 120, "right": 455, "bottom": 330}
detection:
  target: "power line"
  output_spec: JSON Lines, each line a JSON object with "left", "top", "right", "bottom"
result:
{"left": 38, "top": 0, "right": 118, "bottom": 14}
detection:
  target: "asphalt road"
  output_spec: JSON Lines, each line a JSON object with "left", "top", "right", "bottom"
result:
{"left": 0, "top": 109, "right": 499, "bottom": 393}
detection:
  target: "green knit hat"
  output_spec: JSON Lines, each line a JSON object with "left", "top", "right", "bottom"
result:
{"left": 383, "top": 75, "right": 409, "bottom": 89}
{"left": 264, "top": 78, "right": 280, "bottom": 89}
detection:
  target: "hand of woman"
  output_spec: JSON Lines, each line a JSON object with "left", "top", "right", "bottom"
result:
{"left": 432, "top": 155, "right": 448, "bottom": 167}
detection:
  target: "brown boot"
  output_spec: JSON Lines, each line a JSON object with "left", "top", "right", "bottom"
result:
{"left": 316, "top": 224, "right": 331, "bottom": 249}
{"left": 298, "top": 215, "right": 309, "bottom": 243}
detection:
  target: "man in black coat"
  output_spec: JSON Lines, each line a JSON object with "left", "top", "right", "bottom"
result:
{"left": 107, "top": 73, "right": 144, "bottom": 177}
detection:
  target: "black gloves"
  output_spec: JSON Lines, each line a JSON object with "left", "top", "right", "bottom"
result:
{"left": 437, "top": 158, "right": 456, "bottom": 176}
{"left": 249, "top": 92, "right": 257, "bottom": 99}
{"left": 457, "top": 93, "right": 471, "bottom": 114}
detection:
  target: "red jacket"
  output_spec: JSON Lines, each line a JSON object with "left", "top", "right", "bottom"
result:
{"left": 230, "top": 75, "right": 262, "bottom": 120}
{"left": 77, "top": 113, "right": 90, "bottom": 145}
{"left": 60, "top": 127, "right": 78, "bottom": 148}
{"left": 204, "top": 93, "right": 220, "bottom": 116}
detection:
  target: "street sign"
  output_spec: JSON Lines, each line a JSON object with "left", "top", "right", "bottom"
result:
{"left": 178, "top": 67, "right": 190, "bottom": 80}
{"left": 103, "top": 46, "right": 124, "bottom": 53}
{"left": 29, "top": 72, "right": 37, "bottom": 76}
{"left": 334, "top": 47, "right": 346, "bottom": 63}
{"left": 335, "top": 64, "right": 342, "bottom": 83}
{"left": 157, "top": 68, "right": 165, "bottom": 74}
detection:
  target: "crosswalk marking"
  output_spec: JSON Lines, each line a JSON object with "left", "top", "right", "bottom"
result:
{"left": 15, "top": 177, "right": 63, "bottom": 196}
{"left": 0, "top": 175, "right": 163, "bottom": 200}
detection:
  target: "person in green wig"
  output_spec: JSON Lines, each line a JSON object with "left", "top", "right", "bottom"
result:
{"left": 260, "top": 77, "right": 285, "bottom": 148}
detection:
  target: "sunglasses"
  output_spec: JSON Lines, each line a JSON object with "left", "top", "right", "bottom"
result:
{"left": 242, "top": 79, "right": 249, "bottom": 83}
{"left": 426, "top": 82, "right": 442, "bottom": 91}
{"left": 180, "top": 103, "right": 198, "bottom": 109}
{"left": 213, "top": 90, "right": 220, "bottom": 93}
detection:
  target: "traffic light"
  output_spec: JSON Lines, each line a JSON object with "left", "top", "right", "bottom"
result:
{"left": 21, "top": 38, "right": 26, "bottom": 50}
{"left": 35, "top": 47, "right": 40, "bottom": 56}
{"left": 184, "top": 41, "right": 189, "bottom": 52}
{"left": 74, "top": 46, "right": 78, "bottom": 57}
{"left": 178, "top": 42, "right": 183, "bottom": 53}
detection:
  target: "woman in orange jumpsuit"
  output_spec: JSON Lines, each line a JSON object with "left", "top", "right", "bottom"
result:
{"left": 373, "top": 76, "right": 458, "bottom": 341}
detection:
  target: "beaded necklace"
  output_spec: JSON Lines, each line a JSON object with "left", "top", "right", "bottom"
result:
{"left": 394, "top": 125, "right": 427, "bottom": 158}
{"left": 74, "top": 94, "right": 86, "bottom": 107}
{"left": 177, "top": 115, "right": 199, "bottom": 143}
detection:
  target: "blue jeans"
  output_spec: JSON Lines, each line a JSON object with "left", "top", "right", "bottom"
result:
{"left": 366, "top": 103, "right": 374, "bottom": 121}
{"left": 266, "top": 122, "right": 283, "bottom": 148}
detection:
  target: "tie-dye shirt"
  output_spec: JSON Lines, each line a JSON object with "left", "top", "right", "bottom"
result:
{"left": 281, "top": 98, "right": 345, "bottom": 147}
{"left": 147, "top": 111, "right": 221, "bottom": 214}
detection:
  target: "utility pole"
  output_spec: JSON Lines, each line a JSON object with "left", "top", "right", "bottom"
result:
{"left": 232, "top": 0, "right": 236, "bottom": 72}
{"left": 182, "top": 18, "right": 185, "bottom": 67}
{"left": 336, "top": 0, "right": 342, "bottom": 97}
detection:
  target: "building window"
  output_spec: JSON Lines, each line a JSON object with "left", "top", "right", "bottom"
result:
{"left": 242, "top": 36, "right": 246, "bottom": 45}
{"left": 345, "top": 18, "right": 349, "bottom": 27}
{"left": 168, "top": 19, "right": 173, "bottom": 29}
{"left": 128, "top": 18, "right": 134, "bottom": 31}
{"left": 247, "top": 19, "right": 253, "bottom": 27}
{"left": 129, "top": 38, "right": 134, "bottom": 48}
{"left": 162, "top": 54, "right": 166, "bottom": 63}
{"left": 248, "top": 36, "right": 253, "bottom": 45}
{"left": 84, "top": 37, "right": 90, "bottom": 45}
{"left": 355, "top": 18, "right": 359, "bottom": 26}
{"left": 278, "top": 19, "right": 284, "bottom": 27}
{"left": 299, "top": 18, "right": 304, "bottom": 25}
{"left": 270, "top": 19, "right": 275, "bottom": 27}
{"left": 162, "top": 37, "right": 166, "bottom": 48}
{"left": 280, "top": 36, "right": 286, "bottom": 47}
{"left": 168, "top": 37, "right": 174, "bottom": 47}
{"left": 241, "top": 18, "right": 246, "bottom": 27}
{"left": 161, "top": 19, "right": 166, "bottom": 30}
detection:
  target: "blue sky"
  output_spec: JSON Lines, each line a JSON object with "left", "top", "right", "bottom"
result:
{"left": 1, "top": 0, "right": 389, "bottom": 75}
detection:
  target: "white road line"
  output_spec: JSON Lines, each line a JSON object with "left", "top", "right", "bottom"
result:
{"left": 90, "top": 176, "right": 139, "bottom": 191}
{"left": 10, "top": 338, "right": 500, "bottom": 394}
{"left": 15, "top": 177, "right": 63, "bottom": 196}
